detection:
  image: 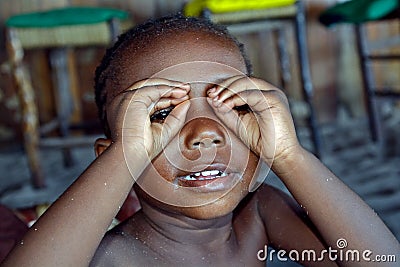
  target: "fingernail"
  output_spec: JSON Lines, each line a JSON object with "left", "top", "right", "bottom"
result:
{"left": 213, "top": 97, "right": 221, "bottom": 107}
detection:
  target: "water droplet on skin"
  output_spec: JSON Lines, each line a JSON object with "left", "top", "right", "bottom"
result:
{"left": 104, "top": 182, "right": 107, "bottom": 186}
{"left": 202, "top": 257, "right": 205, "bottom": 260}
{"left": 173, "top": 179, "right": 179, "bottom": 190}
{"left": 71, "top": 198, "right": 74, "bottom": 201}
{"left": 20, "top": 240, "right": 24, "bottom": 245}
{"left": 34, "top": 228, "right": 37, "bottom": 231}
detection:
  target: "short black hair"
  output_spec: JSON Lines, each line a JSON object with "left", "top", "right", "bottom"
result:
{"left": 94, "top": 13, "right": 252, "bottom": 138}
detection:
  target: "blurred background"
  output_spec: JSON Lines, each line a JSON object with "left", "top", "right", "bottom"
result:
{"left": 0, "top": 0, "right": 399, "bottom": 263}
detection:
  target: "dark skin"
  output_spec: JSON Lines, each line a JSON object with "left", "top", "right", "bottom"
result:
{"left": 3, "top": 30, "right": 399, "bottom": 267}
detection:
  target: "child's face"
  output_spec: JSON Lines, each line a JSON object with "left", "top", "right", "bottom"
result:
{"left": 113, "top": 31, "right": 262, "bottom": 219}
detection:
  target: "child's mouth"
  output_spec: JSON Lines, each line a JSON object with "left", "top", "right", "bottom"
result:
{"left": 175, "top": 168, "right": 238, "bottom": 191}
{"left": 180, "top": 169, "right": 226, "bottom": 181}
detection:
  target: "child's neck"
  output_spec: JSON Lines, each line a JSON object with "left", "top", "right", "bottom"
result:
{"left": 140, "top": 201, "right": 236, "bottom": 247}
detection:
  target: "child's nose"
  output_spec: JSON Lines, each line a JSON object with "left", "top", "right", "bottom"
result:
{"left": 181, "top": 94, "right": 228, "bottom": 150}
{"left": 183, "top": 117, "right": 227, "bottom": 150}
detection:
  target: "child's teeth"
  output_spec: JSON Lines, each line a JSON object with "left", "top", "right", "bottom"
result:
{"left": 202, "top": 170, "right": 219, "bottom": 176}
{"left": 184, "top": 175, "right": 196, "bottom": 180}
{"left": 182, "top": 170, "right": 227, "bottom": 181}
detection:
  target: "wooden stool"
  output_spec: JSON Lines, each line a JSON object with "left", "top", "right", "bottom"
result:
{"left": 5, "top": 7, "right": 133, "bottom": 188}
{"left": 184, "top": 0, "right": 323, "bottom": 157}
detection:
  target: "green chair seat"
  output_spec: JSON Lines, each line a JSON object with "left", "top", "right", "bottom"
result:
{"left": 6, "top": 6, "right": 129, "bottom": 28}
{"left": 319, "top": 0, "right": 400, "bottom": 27}
{"left": 5, "top": 7, "right": 132, "bottom": 48}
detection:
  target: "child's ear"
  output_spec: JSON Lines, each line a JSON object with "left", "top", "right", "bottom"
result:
{"left": 94, "top": 138, "right": 112, "bottom": 157}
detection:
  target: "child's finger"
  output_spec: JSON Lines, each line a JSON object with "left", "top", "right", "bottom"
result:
{"left": 207, "top": 75, "right": 244, "bottom": 98}
{"left": 126, "top": 77, "right": 190, "bottom": 92}
{"left": 209, "top": 77, "right": 255, "bottom": 106}
{"left": 120, "top": 85, "right": 188, "bottom": 135}
{"left": 153, "top": 101, "right": 191, "bottom": 157}
{"left": 209, "top": 77, "right": 278, "bottom": 105}
{"left": 207, "top": 89, "right": 277, "bottom": 141}
{"left": 210, "top": 92, "right": 247, "bottom": 112}
{"left": 206, "top": 97, "right": 248, "bottom": 141}
{"left": 148, "top": 96, "right": 190, "bottom": 119}
{"left": 238, "top": 90, "right": 276, "bottom": 111}
{"left": 124, "top": 84, "right": 189, "bottom": 109}
{"left": 209, "top": 89, "right": 267, "bottom": 114}
{"left": 150, "top": 96, "right": 190, "bottom": 111}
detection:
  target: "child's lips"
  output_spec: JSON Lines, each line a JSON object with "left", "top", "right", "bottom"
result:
{"left": 175, "top": 167, "right": 241, "bottom": 192}
{"left": 177, "top": 169, "right": 227, "bottom": 186}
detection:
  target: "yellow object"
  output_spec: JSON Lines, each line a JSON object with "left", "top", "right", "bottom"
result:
{"left": 184, "top": 0, "right": 297, "bottom": 17}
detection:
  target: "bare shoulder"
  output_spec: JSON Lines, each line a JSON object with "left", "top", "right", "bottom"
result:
{"left": 89, "top": 219, "right": 152, "bottom": 267}
{"left": 254, "top": 183, "right": 304, "bottom": 221}
{"left": 89, "top": 225, "right": 134, "bottom": 267}
{"left": 237, "top": 183, "right": 302, "bottom": 220}
{"left": 231, "top": 184, "right": 298, "bottom": 249}
{"left": 253, "top": 184, "right": 318, "bottom": 244}
{"left": 252, "top": 184, "right": 336, "bottom": 266}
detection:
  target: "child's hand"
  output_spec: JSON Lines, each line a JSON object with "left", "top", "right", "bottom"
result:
{"left": 107, "top": 78, "right": 190, "bottom": 160}
{"left": 207, "top": 76, "right": 300, "bottom": 166}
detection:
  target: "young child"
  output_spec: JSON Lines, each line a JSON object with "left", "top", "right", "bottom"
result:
{"left": 3, "top": 14, "right": 399, "bottom": 267}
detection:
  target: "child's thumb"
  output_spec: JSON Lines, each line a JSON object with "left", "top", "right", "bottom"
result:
{"left": 158, "top": 100, "right": 191, "bottom": 150}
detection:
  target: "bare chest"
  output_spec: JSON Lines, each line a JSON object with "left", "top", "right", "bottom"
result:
{"left": 104, "top": 225, "right": 268, "bottom": 267}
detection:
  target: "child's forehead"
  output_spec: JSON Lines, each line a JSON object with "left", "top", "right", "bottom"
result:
{"left": 116, "top": 30, "right": 246, "bottom": 89}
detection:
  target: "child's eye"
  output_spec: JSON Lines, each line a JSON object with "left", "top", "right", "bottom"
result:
{"left": 233, "top": 104, "right": 251, "bottom": 115}
{"left": 150, "top": 106, "right": 174, "bottom": 123}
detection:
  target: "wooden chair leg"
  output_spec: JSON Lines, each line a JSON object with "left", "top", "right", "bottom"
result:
{"left": 23, "top": 127, "right": 45, "bottom": 188}
{"left": 6, "top": 29, "right": 45, "bottom": 188}
{"left": 294, "top": 0, "right": 322, "bottom": 157}
{"left": 274, "top": 28, "right": 291, "bottom": 90}
{"left": 355, "top": 24, "right": 382, "bottom": 143}
{"left": 50, "top": 48, "right": 74, "bottom": 167}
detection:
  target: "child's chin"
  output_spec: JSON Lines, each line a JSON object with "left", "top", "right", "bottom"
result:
{"left": 182, "top": 207, "right": 236, "bottom": 220}
{"left": 135, "top": 183, "right": 248, "bottom": 219}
